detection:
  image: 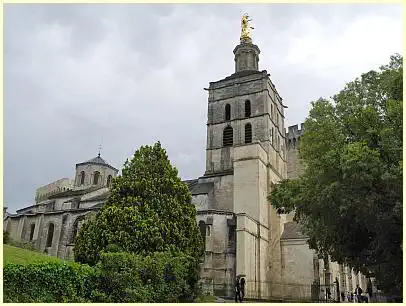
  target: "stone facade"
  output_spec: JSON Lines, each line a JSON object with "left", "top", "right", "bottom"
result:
{"left": 4, "top": 30, "right": 369, "bottom": 301}
{"left": 4, "top": 155, "right": 117, "bottom": 260}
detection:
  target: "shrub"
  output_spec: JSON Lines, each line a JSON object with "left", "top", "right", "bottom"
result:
{"left": 3, "top": 262, "right": 96, "bottom": 302}
{"left": 92, "top": 251, "right": 196, "bottom": 302}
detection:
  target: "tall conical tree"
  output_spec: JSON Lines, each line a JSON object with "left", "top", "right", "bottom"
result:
{"left": 74, "top": 142, "right": 203, "bottom": 265}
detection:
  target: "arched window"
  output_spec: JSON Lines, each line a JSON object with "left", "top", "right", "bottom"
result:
{"left": 199, "top": 220, "right": 206, "bottom": 249}
{"left": 93, "top": 171, "right": 100, "bottom": 185}
{"left": 206, "top": 225, "right": 211, "bottom": 237}
{"left": 71, "top": 221, "right": 79, "bottom": 244}
{"left": 225, "top": 104, "right": 231, "bottom": 121}
{"left": 270, "top": 128, "right": 274, "bottom": 144}
{"left": 46, "top": 223, "right": 54, "bottom": 247}
{"left": 70, "top": 216, "right": 85, "bottom": 244}
{"left": 245, "top": 123, "right": 252, "bottom": 143}
{"left": 80, "top": 171, "right": 85, "bottom": 185}
{"left": 106, "top": 175, "right": 113, "bottom": 188}
{"left": 29, "top": 223, "right": 35, "bottom": 241}
{"left": 245, "top": 100, "right": 251, "bottom": 117}
{"left": 223, "top": 126, "right": 233, "bottom": 147}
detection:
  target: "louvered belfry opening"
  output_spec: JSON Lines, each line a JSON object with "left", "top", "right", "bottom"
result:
{"left": 223, "top": 125, "right": 233, "bottom": 147}
{"left": 245, "top": 123, "right": 252, "bottom": 143}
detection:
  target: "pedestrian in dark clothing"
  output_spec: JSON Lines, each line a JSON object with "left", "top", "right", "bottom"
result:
{"left": 367, "top": 280, "right": 373, "bottom": 302}
{"left": 355, "top": 285, "right": 363, "bottom": 303}
{"left": 240, "top": 278, "right": 245, "bottom": 301}
{"left": 235, "top": 278, "right": 242, "bottom": 303}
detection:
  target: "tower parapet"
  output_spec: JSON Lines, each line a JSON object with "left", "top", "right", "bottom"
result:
{"left": 286, "top": 123, "right": 304, "bottom": 150}
{"left": 286, "top": 123, "right": 304, "bottom": 139}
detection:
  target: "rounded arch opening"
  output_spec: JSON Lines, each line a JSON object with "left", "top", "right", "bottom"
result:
{"left": 46, "top": 223, "right": 55, "bottom": 248}
{"left": 80, "top": 171, "right": 85, "bottom": 185}
{"left": 225, "top": 104, "right": 231, "bottom": 121}
{"left": 106, "top": 175, "right": 113, "bottom": 188}
{"left": 93, "top": 171, "right": 100, "bottom": 185}
{"left": 70, "top": 215, "right": 87, "bottom": 244}
{"left": 245, "top": 100, "right": 251, "bottom": 117}
{"left": 29, "top": 223, "right": 35, "bottom": 241}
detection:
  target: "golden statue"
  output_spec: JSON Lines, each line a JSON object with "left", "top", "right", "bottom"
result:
{"left": 240, "top": 13, "right": 254, "bottom": 41}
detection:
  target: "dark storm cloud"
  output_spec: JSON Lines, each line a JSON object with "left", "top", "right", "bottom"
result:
{"left": 4, "top": 4, "right": 402, "bottom": 213}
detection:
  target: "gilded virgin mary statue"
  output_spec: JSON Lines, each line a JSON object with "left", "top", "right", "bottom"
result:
{"left": 240, "top": 14, "right": 254, "bottom": 41}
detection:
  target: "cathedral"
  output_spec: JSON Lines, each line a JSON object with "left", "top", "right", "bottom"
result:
{"left": 4, "top": 17, "right": 369, "bottom": 301}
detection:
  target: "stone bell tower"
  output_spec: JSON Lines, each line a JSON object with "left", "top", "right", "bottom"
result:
{"left": 203, "top": 14, "right": 287, "bottom": 298}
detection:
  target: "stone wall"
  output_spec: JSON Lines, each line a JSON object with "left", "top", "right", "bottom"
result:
{"left": 192, "top": 194, "right": 209, "bottom": 211}
{"left": 233, "top": 143, "right": 268, "bottom": 222}
{"left": 281, "top": 239, "right": 316, "bottom": 286}
{"left": 235, "top": 213, "right": 269, "bottom": 299}
{"left": 199, "top": 175, "right": 234, "bottom": 212}
{"left": 35, "top": 178, "right": 74, "bottom": 203}
{"left": 196, "top": 211, "right": 235, "bottom": 297}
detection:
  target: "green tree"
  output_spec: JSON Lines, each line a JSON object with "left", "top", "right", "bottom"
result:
{"left": 269, "top": 54, "right": 402, "bottom": 296}
{"left": 73, "top": 141, "right": 203, "bottom": 267}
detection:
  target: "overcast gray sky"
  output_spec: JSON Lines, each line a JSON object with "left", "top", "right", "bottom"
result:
{"left": 4, "top": 4, "right": 402, "bottom": 213}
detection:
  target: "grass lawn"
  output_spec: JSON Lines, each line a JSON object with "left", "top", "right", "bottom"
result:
{"left": 195, "top": 295, "right": 217, "bottom": 303}
{"left": 3, "top": 244, "right": 70, "bottom": 265}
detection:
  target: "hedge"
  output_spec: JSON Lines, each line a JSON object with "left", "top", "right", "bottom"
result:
{"left": 4, "top": 251, "right": 199, "bottom": 302}
{"left": 92, "top": 251, "right": 196, "bottom": 302}
{"left": 3, "top": 261, "right": 96, "bottom": 302}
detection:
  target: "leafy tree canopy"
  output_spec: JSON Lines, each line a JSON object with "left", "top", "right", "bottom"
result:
{"left": 74, "top": 142, "right": 203, "bottom": 266}
{"left": 269, "top": 54, "right": 402, "bottom": 295}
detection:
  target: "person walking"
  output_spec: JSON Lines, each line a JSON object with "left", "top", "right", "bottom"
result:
{"left": 355, "top": 285, "right": 363, "bottom": 303}
{"left": 240, "top": 277, "right": 245, "bottom": 302}
{"left": 234, "top": 277, "right": 242, "bottom": 303}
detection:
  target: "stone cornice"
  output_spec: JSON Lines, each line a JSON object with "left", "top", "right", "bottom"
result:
{"left": 196, "top": 209, "right": 234, "bottom": 216}
{"left": 202, "top": 169, "right": 233, "bottom": 178}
